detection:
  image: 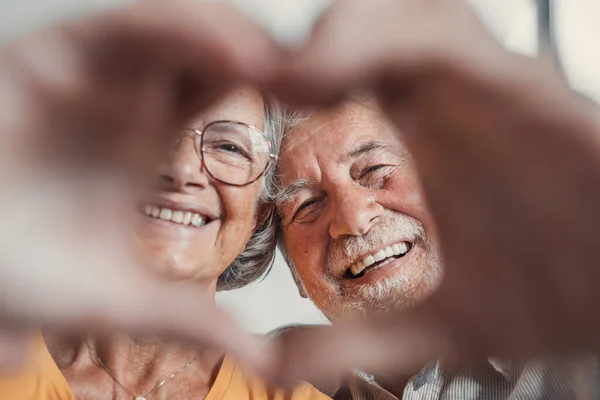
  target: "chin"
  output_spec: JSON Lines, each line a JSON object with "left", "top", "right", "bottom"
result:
{"left": 322, "top": 275, "right": 433, "bottom": 319}
{"left": 142, "top": 254, "right": 204, "bottom": 282}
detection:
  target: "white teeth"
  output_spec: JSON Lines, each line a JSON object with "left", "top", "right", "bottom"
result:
{"left": 144, "top": 205, "right": 208, "bottom": 228}
{"left": 159, "top": 208, "right": 172, "bottom": 220}
{"left": 398, "top": 242, "right": 408, "bottom": 254}
{"left": 349, "top": 241, "right": 412, "bottom": 277}
{"left": 183, "top": 212, "right": 192, "bottom": 225}
{"left": 373, "top": 250, "right": 386, "bottom": 262}
{"left": 191, "top": 214, "right": 205, "bottom": 227}
{"left": 378, "top": 259, "right": 392, "bottom": 268}
{"left": 172, "top": 211, "right": 184, "bottom": 223}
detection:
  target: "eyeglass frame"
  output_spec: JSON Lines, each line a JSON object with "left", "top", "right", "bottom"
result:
{"left": 180, "top": 120, "right": 278, "bottom": 187}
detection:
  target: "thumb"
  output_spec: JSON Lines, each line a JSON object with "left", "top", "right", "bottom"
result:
{"left": 269, "top": 302, "right": 450, "bottom": 387}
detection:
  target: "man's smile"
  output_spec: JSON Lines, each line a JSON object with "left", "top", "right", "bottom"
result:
{"left": 345, "top": 240, "right": 413, "bottom": 279}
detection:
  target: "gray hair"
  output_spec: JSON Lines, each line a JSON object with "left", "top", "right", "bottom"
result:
{"left": 217, "top": 98, "right": 284, "bottom": 290}
{"left": 269, "top": 97, "right": 378, "bottom": 267}
{"left": 220, "top": 97, "right": 375, "bottom": 291}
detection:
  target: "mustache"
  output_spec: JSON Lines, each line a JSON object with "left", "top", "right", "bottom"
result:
{"left": 326, "top": 212, "right": 426, "bottom": 272}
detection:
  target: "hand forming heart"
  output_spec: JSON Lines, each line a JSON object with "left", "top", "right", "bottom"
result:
{"left": 1, "top": 0, "right": 600, "bottom": 385}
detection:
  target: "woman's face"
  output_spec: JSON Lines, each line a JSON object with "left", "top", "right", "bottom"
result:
{"left": 134, "top": 88, "right": 266, "bottom": 286}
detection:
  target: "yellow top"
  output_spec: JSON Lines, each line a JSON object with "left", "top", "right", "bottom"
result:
{"left": 0, "top": 336, "right": 330, "bottom": 400}
{"left": 0, "top": 335, "right": 74, "bottom": 400}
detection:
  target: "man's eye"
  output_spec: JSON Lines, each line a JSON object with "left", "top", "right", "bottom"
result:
{"left": 292, "top": 199, "right": 319, "bottom": 221}
{"left": 358, "top": 165, "right": 394, "bottom": 188}
{"left": 361, "top": 165, "right": 386, "bottom": 176}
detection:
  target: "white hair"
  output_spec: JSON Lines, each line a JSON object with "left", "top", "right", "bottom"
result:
{"left": 267, "top": 101, "right": 442, "bottom": 316}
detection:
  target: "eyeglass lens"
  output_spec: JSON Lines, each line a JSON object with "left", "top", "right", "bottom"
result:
{"left": 199, "top": 122, "right": 271, "bottom": 185}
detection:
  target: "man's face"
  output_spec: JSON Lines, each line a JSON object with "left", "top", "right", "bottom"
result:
{"left": 277, "top": 101, "right": 442, "bottom": 319}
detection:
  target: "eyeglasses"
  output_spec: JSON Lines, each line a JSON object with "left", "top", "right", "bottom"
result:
{"left": 176, "top": 120, "right": 277, "bottom": 187}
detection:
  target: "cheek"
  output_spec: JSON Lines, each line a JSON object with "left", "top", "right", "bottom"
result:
{"left": 218, "top": 187, "right": 260, "bottom": 249}
{"left": 380, "top": 174, "right": 439, "bottom": 241}
{"left": 284, "top": 226, "right": 327, "bottom": 288}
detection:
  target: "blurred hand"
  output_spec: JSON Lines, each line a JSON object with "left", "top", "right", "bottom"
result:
{"left": 0, "top": 0, "right": 277, "bottom": 372}
{"left": 4, "top": 0, "right": 600, "bottom": 384}
{"left": 267, "top": 0, "right": 600, "bottom": 384}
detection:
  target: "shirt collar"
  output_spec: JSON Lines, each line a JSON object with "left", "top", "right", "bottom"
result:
{"left": 356, "top": 358, "right": 514, "bottom": 391}
{"left": 487, "top": 358, "right": 515, "bottom": 381}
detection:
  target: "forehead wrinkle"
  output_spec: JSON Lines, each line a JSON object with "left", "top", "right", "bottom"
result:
{"left": 283, "top": 120, "right": 386, "bottom": 159}
{"left": 278, "top": 112, "right": 398, "bottom": 204}
{"left": 282, "top": 120, "right": 329, "bottom": 154}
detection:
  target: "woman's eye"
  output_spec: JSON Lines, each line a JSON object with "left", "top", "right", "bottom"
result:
{"left": 219, "top": 144, "right": 242, "bottom": 154}
{"left": 211, "top": 142, "right": 254, "bottom": 163}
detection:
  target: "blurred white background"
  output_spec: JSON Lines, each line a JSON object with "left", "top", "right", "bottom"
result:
{"left": 217, "top": 0, "right": 600, "bottom": 333}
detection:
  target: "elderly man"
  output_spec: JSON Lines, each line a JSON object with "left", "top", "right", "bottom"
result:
{"left": 272, "top": 98, "right": 599, "bottom": 399}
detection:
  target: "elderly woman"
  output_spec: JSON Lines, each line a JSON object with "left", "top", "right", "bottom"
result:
{"left": 0, "top": 88, "right": 329, "bottom": 400}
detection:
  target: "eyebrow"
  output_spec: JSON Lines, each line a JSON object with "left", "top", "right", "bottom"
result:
{"left": 345, "top": 140, "right": 392, "bottom": 161}
{"left": 274, "top": 179, "right": 316, "bottom": 209}
{"left": 275, "top": 141, "right": 402, "bottom": 210}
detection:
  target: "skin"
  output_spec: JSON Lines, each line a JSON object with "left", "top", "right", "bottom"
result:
{"left": 277, "top": 100, "right": 441, "bottom": 321}
{"left": 267, "top": 0, "right": 600, "bottom": 387}
{"left": 45, "top": 87, "right": 267, "bottom": 400}
{"left": 4, "top": 0, "right": 600, "bottom": 387}
{"left": 0, "top": 1, "right": 279, "bottom": 373}
{"left": 135, "top": 88, "right": 265, "bottom": 288}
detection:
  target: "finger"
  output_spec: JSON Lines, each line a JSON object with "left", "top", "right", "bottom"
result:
{"left": 269, "top": 304, "right": 450, "bottom": 387}
{"left": 0, "top": 178, "right": 268, "bottom": 376}
{"left": 2, "top": 0, "right": 282, "bottom": 186}
{"left": 94, "top": 1, "right": 280, "bottom": 83}
{"left": 267, "top": 0, "right": 433, "bottom": 106}
{"left": 117, "top": 284, "right": 272, "bottom": 376}
{"left": 268, "top": 0, "right": 502, "bottom": 107}
{"left": 5, "top": 0, "right": 280, "bottom": 134}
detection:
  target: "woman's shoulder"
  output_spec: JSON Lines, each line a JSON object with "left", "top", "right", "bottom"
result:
{"left": 0, "top": 332, "right": 75, "bottom": 400}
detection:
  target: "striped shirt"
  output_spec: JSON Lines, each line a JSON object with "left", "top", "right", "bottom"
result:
{"left": 274, "top": 326, "right": 600, "bottom": 400}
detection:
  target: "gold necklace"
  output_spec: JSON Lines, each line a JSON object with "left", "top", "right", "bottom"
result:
{"left": 82, "top": 337, "right": 199, "bottom": 400}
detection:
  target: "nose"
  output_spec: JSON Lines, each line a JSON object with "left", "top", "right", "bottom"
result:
{"left": 157, "top": 136, "right": 209, "bottom": 191}
{"left": 328, "top": 185, "right": 383, "bottom": 239}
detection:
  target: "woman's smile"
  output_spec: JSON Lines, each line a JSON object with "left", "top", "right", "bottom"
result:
{"left": 145, "top": 205, "right": 208, "bottom": 227}
{"left": 140, "top": 197, "right": 220, "bottom": 229}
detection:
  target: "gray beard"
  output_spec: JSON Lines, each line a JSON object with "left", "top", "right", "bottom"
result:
{"left": 314, "top": 211, "right": 442, "bottom": 319}
{"left": 338, "top": 242, "right": 441, "bottom": 317}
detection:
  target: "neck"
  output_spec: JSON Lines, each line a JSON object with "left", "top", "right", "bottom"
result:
{"left": 45, "top": 286, "right": 223, "bottom": 397}
{"left": 202, "top": 280, "right": 219, "bottom": 302}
